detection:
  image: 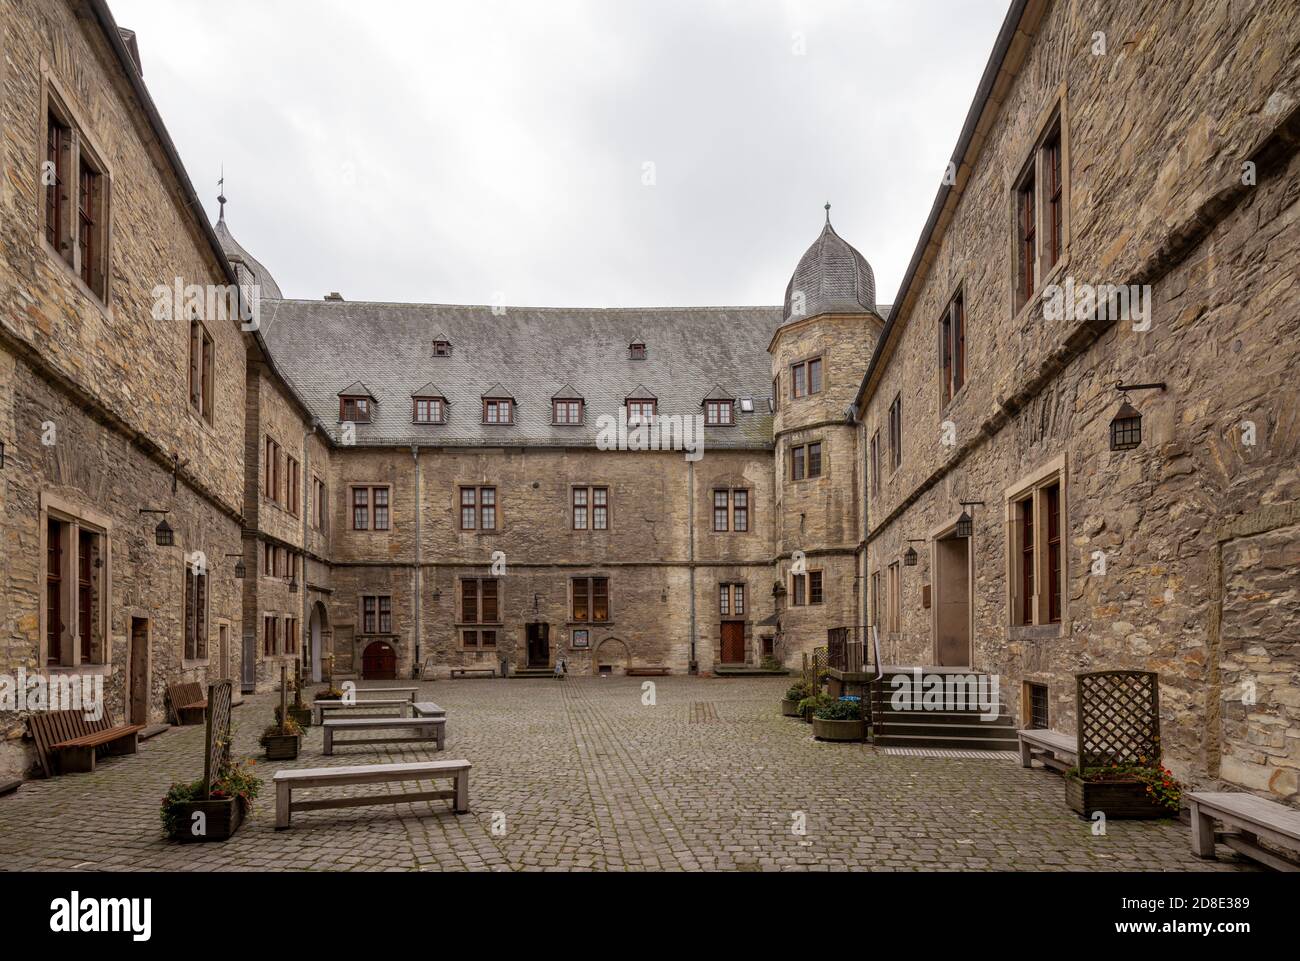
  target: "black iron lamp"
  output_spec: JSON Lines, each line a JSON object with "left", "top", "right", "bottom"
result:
{"left": 955, "top": 501, "right": 985, "bottom": 539}
{"left": 1109, "top": 382, "right": 1166, "bottom": 452}
{"left": 140, "top": 509, "right": 173, "bottom": 546}
{"left": 226, "top": 553, "right": 246, "bottom": 579}
{"left": 903, "top": 539, "right": 925, "bottom": 567}
{"left": 289, "top": 572, "right": 300, "bottom": 593}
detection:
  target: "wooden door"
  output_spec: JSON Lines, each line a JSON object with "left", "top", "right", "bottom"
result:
{"left": 934, "top": 536, "right": 971, "bottom": 666}
{"left": 362, "top": 640, "right": 397, "bottom": 679}
{"left": 129, "top": 617, "right": 149, "bottom": 726}
{"left": 720, "top": 621, "right": 745, "bottom": 664}
{"left": 527, "top": 623, "right": 550, "bottom": 667}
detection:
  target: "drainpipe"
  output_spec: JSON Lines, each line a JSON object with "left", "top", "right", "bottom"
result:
{"left": 688, "top": 458, "right": 697, "bottom": 673}
{"left": 411, "top": 445, "right": 421, "bottom": 677}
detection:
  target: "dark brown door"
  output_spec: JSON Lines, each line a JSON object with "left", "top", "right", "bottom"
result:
{"left": 129, "top": 617, "right": 149, "bottom": 725}
{"left": 720, "top": 622, "right": 745, "bottom": 664}
{"left": 362, "top": 640, "right": 397, "bottom": 679}
{"left": 526, "top": 623, "right": 550, "bottom": 668}
{"left": 935, "top": 535, "right": 971, "bottom": 666}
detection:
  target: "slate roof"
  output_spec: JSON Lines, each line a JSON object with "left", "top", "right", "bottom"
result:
{"left": 215, "top": 210, "right": 284, "bottom": 300}
{"left": 259, "top": 300, "right": 781, "bottom": 449}
{"left": 783, "top": 220, "right": 876, "bottom": 322}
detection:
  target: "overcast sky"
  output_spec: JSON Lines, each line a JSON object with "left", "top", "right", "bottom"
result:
{"left": 109, "top": 0, "right": 1008, "bottom": 309}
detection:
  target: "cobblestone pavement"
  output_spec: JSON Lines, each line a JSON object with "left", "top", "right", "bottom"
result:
{"left": 0, "top": 677, "right": 1253, "bottom": 871}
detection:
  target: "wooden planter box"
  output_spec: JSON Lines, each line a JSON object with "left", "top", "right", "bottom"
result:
{"left": 1065, "top": 774, "right": 1174, "bottom": 819}
{"left": 286, "top": 707, "right": 313, "bottom": 728}
{"left": 169, "top": 796, "right": 246, "bottom": 843}
{"left": 263, "top": 734, "right": 301, "bottom": 761}
{"left": 781, "top": 698, "right": 801, "bottom": 717}
{"left": 813, "top": 718, "right": 867, "bottom": 742}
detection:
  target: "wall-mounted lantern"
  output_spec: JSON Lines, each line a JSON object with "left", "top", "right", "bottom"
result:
{"left": 1109, "top": 382, "right": 1166, "bottom": 452}
{"left": 289, "top": 573, "right": 299, "bottom": 593}
{"left": 955, "top": 501, "right": 985, "bottom": 539}
{"left": 226, "top": 553, "right": 246, "bottom": 579}
{"left": 903, "top": 539, "right": 925, "bottom": 567}
{"left": 140, "top": 509, "right": 173, "bottom": 546}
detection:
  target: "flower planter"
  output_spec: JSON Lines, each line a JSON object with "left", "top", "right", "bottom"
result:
{"left": 1064, "top": 773, "right": 1174, "bottom": 819}
{"left": 263, "top": 734, "right": 301, "bottom": 761}
{"left": 168, "top": 796, "right": 246, "bottom": 843}
{"left": 781, "top": 698, "right": 801, "bottom": 717}
{"left": 288, "top": 707, "right": 313, "bottom": 728}
{"left": 812, "top": 717, "right": 866, "bottom": 742}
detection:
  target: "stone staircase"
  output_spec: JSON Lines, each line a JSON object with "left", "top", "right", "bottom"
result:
{"left": 868, "top": 668, "right": 1019, "bottom": 752}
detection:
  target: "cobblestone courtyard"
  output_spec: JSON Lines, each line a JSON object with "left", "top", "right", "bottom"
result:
{"left": 0, "top": 677, "right": 1251, "bottom": 872}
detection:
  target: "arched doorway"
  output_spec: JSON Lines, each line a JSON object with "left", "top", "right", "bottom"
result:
{"left": 593, "top": 637, "right": 631, "bottom": 676}
{"left": 362, "top": 640, "right": 397, "bottom": 680}
{"left": 308, "top": 601, "right": 329, "bottom": 683}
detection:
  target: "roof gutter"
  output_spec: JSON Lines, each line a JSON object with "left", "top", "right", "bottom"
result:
{"left": 852, "top": 0, "right": 1031, "bottom": 417}
{"left": 87, "top": 0, "right": 237, "bottom": 288}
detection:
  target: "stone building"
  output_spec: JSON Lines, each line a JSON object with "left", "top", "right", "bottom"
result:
{"left": 854, "top": 0, "right": 1300, "bottom": 801}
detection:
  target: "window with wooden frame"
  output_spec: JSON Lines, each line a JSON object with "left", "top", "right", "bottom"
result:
{"left": 482, "top": 398, "right": 513, "bottom": 424}
{"left": 312, "top": 476, "right": 327, "bottom": 531}
{"left": 869, "top": 431, "right": 880, "bottom": 496}
{"left": 361, "top": 595, "right": 392, "bottom": 634}
{"left": 572, "top": 486, "right": 609, "bottom": 531}
{"left": 460, "top": 578, "right": 500, "bottom": 625}
{"left": 809, "top": 570, "right": 824, "bottom": 606}
{"left": 571, "top": 576, "right": 609, "bottom": 623}
{"left": 284, "top": 616, "right": 298, "bottom": 655}
{"left": 350, "top": 486, "right": 390, "bottom": 531}
{"left": 339, "top": 395, "right": 371, "bottom": 423}
{"left": 791, "top": 357, "right": 823, "bottom": 399}
{"left": 413, "top": 396, "right": 446, "bottom": 424}
{"left": 264, "top": 437, "right": 281, "bottom": 502}
{"left": 189, "top": 320, "right": 215, "bottom": 424}
{"left": 1007, "top": 466, "right": 1065, "bottom": 629}
{"left": 44, "top": 512, "right": 108, "bottom": 667}
{"left": 869, "top": 570, "right": 881, "bottom": 626}
{"left": 791, "top": 572, "right": 806, "bottom": 606}
{"left": 940, "top": 289, "right": 966, "bottom": 407}
{"left": 887, "top": 562, "right": 900, "bottom": 632}
{"left": 263, "top": 542, "right": 273, "bottom": 577}
{"left": 286, "top": 456, "right": 300, "bottom": 516}
{"left": 459, "top": 486, "right": 497, "bottom": 531}
{"left": 626, "top": 399, "right": 656, "bottom": 422}
{"left": 553, "top": 399, "right": 583, "bottom": 425}
{"left": 712, "top": 489, "right": 749, "bottom": 532}
{"left": 888, "top": 394, "right": 902, "bottom": 471}
{"left": 772, "top": 376, "right": 780, "bottom": 412}
{"left": 1014, "top": 113, "right": 1066, "bottom": 312}
{"left": 263, "top": 614, "right": 278, "bottom": 656}
{"left": 433, "top": 340, "right": 452, "bottom": 356}
{"left": 719, "top": 583, "right": 746, "bottom": 617}
{"left": 705, "top": 400, "right": 734, "bottom": 425}
{"left": 790, "top": 441, "right": 823, "bottom": 481}
{"left": 1026, "top": 682, "right": 1050, "bottom": 729}
{"left": 183, "top": 561, "right": 208, "bottom": 661}
{"left": 463, "top": 628, "right": 498, "bottom": 650}
{"left": 629, "top": 341, "right": 646, "bottom": 360}
{"left": 44, "top": 97, "right": 111, "bottom": 300}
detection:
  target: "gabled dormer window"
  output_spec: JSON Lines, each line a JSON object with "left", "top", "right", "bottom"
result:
{"left": 629, "top": 340, "right": 646, "bottom": 360}
{"left": 433, "top": 340, "right": 452, "bottom": 356}
{"left": 626, "top": 399, "right": 656, "bottom": 422}
{"left": 340, "top": 396, "right": 372, "bottom": 423}
{"left": 705, "top": 400, "right": 734, "bottom": 426}
{"left": 413, "top": 396, "right": 446, "bottom": 424}
{"left": 553, "top": 399, "right": 583, "bottom": 425}
{"left": 483, "top": 398, "right": 513, "bottom": 424}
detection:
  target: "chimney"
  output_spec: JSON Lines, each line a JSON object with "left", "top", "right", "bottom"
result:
{"left": 324, "top": 292, "right": 344, "bottom": 301}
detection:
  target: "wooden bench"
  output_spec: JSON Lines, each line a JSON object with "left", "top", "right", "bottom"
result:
{"left": 450, "top": 667, "right": 496, "bottom": 679}
{"left": 626, "top": 666, "right": 670, "bottom": 676}
{"left": 165, "top": 681, "right": 207, "bottom": 726}
{"left": 27, "top": 709, "right": 145, "bottom": 776}
{"left": 1190, "top": 791, "right": 1300, "bottom": 871}
{"left": 312, "top": 698, "right": 410, "bottom": 725}
{"left": 412, "top": 701, "right": 445, "bottom": 719}
{"left": 1017, "top": 728, "right": 1078, "bottom": 773}
{"left": 353, "top": 686, "right": 418, "bottom": 703}
{"left": 323, "top": 717, "right": 445, "bottom": 755}
{"left": 274, "top": 759, "right": 471, "bottom": 829}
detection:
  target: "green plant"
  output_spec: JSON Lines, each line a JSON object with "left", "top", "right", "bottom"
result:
{"left": 1067, "top": 762, "right": 1182, "bottom": 812}
{"left": 784, "top": 680, "right": 812, "bottom": 702}
{"left": 760, "top": 656, "right": 781, "bottom": 672}
{"left": 814, "top": 698, "right": 862, "bottom": 721}
{"left": 259, "top": 716, "right": 303, "bottom": 745}
{"left": 160, "top": 758, "right": 262, "bottom": 835}
{"left": 314, "top": 684, "right": 345, "bottom": 702}
{"left": 798, "top": 693, "right": 834, "bottom": 715}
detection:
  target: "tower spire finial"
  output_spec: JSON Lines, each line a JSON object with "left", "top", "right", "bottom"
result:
{"left": 217, "top": 165, "right": 227, "bottom": 221}
{"left": 824, "top": 201, "right": 831, "bottom": 225}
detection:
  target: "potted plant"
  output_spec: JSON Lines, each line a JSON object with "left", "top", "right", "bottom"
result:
{"left": 260, "top": 715, "right": 303, "bottom": 761}
{"left": 797, "top": 693, "right": 834, "bottom": 723}
{"left": 314, "top": 683, "right": 346, "bottom": 702}
{"left": 782, "top": 681, "right": 811, "bottom": 717}
{"left": 1064, "top": 761, "right": 1181, "bottom": 819}
{"left": 161, "top": 757, "right": 262, "bottom": 843}
{"left": 812, "top": 698, "right": 866, "bottom": 742}
{"left": 277, "top": 679, "right": 313, "bottom": 728}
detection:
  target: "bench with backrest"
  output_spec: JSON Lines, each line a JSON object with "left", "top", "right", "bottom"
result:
{"left": 27, "top": 708, "right": 144, "bottom": 776}
{"left": 323, "top": 716, "right": 445, "bottom": 755}
{"left": 165, "top": 681, "right": 207, "bottom": 725}
{"left": 450, "top": 667, "right": 496, "bottom": 679}
{"left": 353, "top": 686, "right": 418, "bottom": 703}
{"left": 412, "top": 702, "right": 445, "bottom": 719}
{"left": 1017, "top": 728, "right": 1078, "bottom": 773}
{"left": 274, "top": 758, "right": 471, "bottom": 829}
{"left": 626, "top": 666, "right": 670, "bottom": 676}
{"left": 1190, "top": 791, "right": 1300, "bottom": 871}
{"left": 312, "top": 698, "right": 410, "bottom": 725}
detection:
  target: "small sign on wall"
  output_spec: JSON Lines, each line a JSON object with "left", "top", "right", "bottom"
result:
{"left": 921, "top": 584, "right": 932, "bottom": 609}
{"left": 571, "top": 629, "right": 589, "bottom": 649}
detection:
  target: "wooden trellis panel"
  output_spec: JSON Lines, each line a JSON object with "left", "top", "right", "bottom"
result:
{"left": 1075, "top": 670, "right": 1161, "bottom": 771}
{"left": 203, "top": 680, "right": 233, "bottom": 799}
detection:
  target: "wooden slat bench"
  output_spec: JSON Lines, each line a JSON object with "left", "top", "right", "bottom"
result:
{"left": 1017, "top": 728, "right": 1078, "bottom": 773}
{"left": 312, "top": 698, "right": 410, "bottom": 725}
{"left": 353, "top": 686, "right": 418, "bottom": 702}
{"left": 165, "top": 681, "right": 207, "bottom": 726}
{"left": 323, "top": 717, "right": 445, "bottom": 755}
{"left": 412, "top": 702, "right": 445, "bottom": 719}
{"left": 274, "top": 758, "right": 471, "bottom": 829}
{"left": 27, "top": 709, "right": 144, "bottom": 776}
{"left": 1190, "top": 791, "right": 1300, "bottom": 871}
{"left": 450, "top": 667, "right": 496, "bottom": 679}
{"left": 626, "top": 666, "right": 670, "bottom": 676}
